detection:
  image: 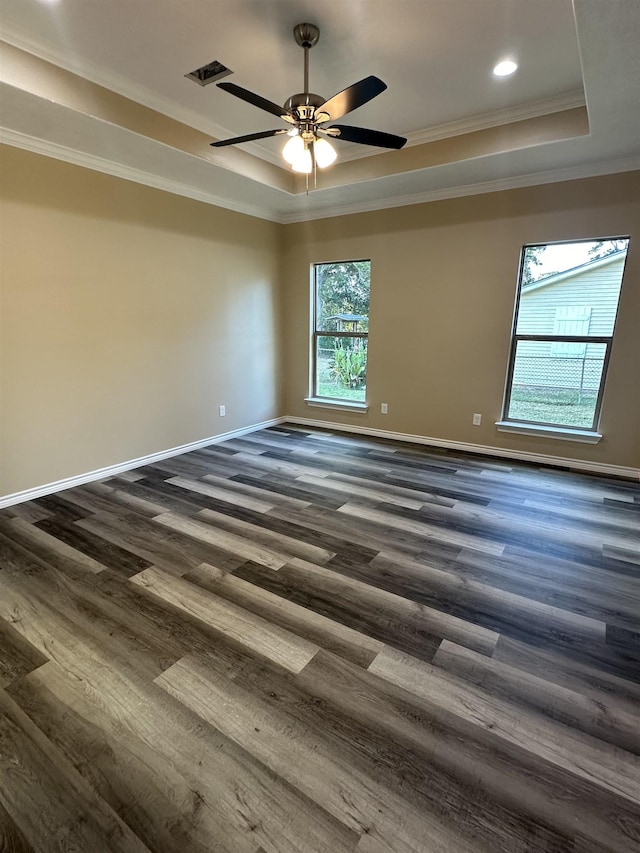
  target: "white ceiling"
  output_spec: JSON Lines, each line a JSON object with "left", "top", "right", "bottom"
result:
{"left": 1, "top": 0, "right": 639, "bottom": 222}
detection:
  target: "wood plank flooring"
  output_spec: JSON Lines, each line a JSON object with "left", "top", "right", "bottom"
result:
{"left": 1, "top": 423, "right": 639, "bottom": 852}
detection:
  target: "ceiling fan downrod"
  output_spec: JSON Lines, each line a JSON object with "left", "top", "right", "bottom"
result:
{"left": 285, "top": 23, "right": 324, "bottom": 121}
{"left": 293, "top": 23, "right": 320, "bottom": 96}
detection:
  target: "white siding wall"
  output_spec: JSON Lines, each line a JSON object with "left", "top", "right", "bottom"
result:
{"left": 513, "top": 256, "right": 625, "bottom": 389}
{"left": 517, "top": 256, "right": 624, "bottom": 335}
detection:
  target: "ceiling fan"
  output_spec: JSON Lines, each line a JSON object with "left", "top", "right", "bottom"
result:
{"left": 210, "top": 23, "right": 407, "bottom": 174}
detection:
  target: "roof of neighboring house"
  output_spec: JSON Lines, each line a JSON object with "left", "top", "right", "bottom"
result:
{"left": 522, "top": 250, "right": 627, "bottom": 294}
{"left": 326, "top": 314, "right": 368, "bottom": 322}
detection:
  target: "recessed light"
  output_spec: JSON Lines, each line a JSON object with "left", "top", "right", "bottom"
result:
{"left": 493, "top": 59, "right": 518, "bottom": 77}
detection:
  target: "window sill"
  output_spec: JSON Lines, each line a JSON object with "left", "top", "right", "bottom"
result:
{"left": 305, "top": 397, "right": 369, "bottom": 414}
{"left": 495, "top": 421, "right": 602, "bottom": 444}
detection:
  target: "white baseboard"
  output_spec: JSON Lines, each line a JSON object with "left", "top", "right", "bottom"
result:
{"left": 0, "top": 418, "right": 283, "bottom": 509}
{"left": 283, "top": 416, "right": 640, "bottom": 481}
{"left": 2, "top": 413, "right": 637, "bottom": 509}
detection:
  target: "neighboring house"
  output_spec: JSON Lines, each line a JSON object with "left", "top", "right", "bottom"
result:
{"left": 514, "top": 251, "right": 626, "bottom": 392}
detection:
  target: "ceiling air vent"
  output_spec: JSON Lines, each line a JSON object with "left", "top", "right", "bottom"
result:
{"left": 185, "top": 60, "right": 233, "bottom": 86}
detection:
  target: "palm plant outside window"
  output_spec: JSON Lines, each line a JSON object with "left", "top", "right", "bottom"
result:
{"left": 503, "top": 238, "right": 629, "bottom": 431}
{"left": 312, "top": 261, "right": 370, "bottom": 403}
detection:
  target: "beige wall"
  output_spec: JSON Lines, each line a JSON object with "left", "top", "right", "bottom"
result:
{"left": 1, "top": 149, "right": 638, "bottom": 501}
{"left": 283, "top": 172, "right": 640, "bottom": 470}
{"left": 0, "top": 146, "right": 283, "bottom": 497}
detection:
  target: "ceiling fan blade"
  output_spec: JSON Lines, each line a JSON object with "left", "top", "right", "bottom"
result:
{"left": 329, "top": 124, "right": 407, "bottom": 150}
{"left": 316, "top": 76, "right": 387, "bottom": 122}
{"left": 210, "top": 129, "right": 287, "bottom": 148}
{"left": 217, "top": 82, "right": 295, "bottom": 122}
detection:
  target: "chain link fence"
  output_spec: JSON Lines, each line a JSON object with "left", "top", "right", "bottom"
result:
{"left": 512, "top": 354, "right": 604, "bottom": 398}
{"left": 509, "top": 354, "right": 605, "bottom": 426}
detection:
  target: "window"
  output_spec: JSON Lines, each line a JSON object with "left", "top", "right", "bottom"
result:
{"left": 311, "top": 260, "right": 370, "bottom": 404}
{"left": 501, "top": 238, "right": 629, "bottom": 433}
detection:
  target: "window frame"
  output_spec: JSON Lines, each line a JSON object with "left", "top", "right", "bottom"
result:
{"left": 310, "top": 259, "right": 371, "bottom": 405}
{"left": 502, "top": 333, "right": 613, "bottom": 432}
{"left": 501, "top": 238, "right": 629, "bottom": 434}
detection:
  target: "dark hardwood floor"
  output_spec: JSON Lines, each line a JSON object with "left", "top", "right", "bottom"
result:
{"left": 1, "top": 423, "right": 639, "bottom": 852}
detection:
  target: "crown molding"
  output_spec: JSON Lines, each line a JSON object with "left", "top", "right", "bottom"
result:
{"left": 4, "top": 124, "right": 639, "bottom": 228}
{"left": 0, "top": 127, "right": 280, "bottom": 223}
{"left": 306, "top": 92, "right": 588, "bottom": 166}
{"left": 280, "top": 155, "right": 640, "bottom": 224}
{"left": 404, "top": 91, "right": 587, "bottom": 148}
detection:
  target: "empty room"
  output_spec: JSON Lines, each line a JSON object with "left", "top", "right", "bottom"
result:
{"left": 1, "top": 1, "right": 639, "bottom": 851}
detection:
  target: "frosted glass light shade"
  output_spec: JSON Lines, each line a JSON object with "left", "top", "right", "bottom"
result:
{"left": 291, "top": 147, "right": 312, "bottom": 173}
{"left": 314, "top": 138, "right": 337, "bottom": 168}
{"left": 282, "top": 134, "right": 304, "bottom": 165}
{"left": 283, "top": 133, "right": 334, "bottom": 173}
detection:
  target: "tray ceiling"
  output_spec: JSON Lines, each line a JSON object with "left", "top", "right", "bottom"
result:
{"left": 1, "top": 0, "right": 639, "bottom": 222}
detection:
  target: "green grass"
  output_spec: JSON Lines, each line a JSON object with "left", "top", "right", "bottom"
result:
{"left": 508, "top": 386, "right": 597, "bottom": 428}
{"left": 316, "top": 382, "right": 366, "bottom": 402}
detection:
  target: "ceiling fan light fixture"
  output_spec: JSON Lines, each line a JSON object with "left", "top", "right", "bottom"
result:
{"left": 291, "top": 145, "right": 313, "bottom": 173}
{"left": 282, "top": 133, "right": 304, "bottom": 165}
{"left": 314, "top": 137, "right": 337, "bottom": 168}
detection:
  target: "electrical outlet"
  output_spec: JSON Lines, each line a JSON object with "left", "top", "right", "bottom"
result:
{"left": 472, "top": 413, "right": 482, "bottom": 426}
{"left": 219, "top": 405, "right": 226, "bottom": 417}
{"left": 381, "top": 403, "right": 388, "bottom": 414}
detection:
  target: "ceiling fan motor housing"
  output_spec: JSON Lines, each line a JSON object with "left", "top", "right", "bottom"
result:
{"left": 284, "top": 92, "right": 325, "bottom": 120}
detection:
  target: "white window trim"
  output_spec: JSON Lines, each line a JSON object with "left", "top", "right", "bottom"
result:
{"left": 310, "top": 260, "right": 370, "bottom": 407}
{"left": 305, "top": 397, "right": 369, "bottom": 413}
{"left": 495, "top": 420, "right": 602, "bottom": 443}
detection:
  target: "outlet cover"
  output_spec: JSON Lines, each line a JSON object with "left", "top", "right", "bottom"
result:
{"left": 472, "top": 413, "right": 482, "bottom": 426}
{"left": 381, "top": 403, "right": 388, "bottom": 414}
{"left": 219, "top": 405, "right": 226, "bottom": 417}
